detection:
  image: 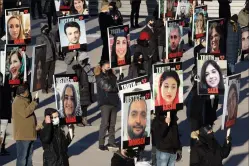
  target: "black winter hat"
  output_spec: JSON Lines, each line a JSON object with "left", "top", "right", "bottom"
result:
{"left": 44, "top": 108, "right": 57, "bottom": 117}
{"left": 99, "top": 60, "right": 110, "bottom": 67}
{"left": 40, "top": 23, "right": 49, "bottom": 32}
{"left": 199, "top": 125, "right": 213, "bottom": 136}
{"left": 16, "top": 84, "right": 29, "bottom": 95}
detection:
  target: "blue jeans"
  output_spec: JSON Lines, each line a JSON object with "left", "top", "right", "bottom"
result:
{"left": 156, "top": 149, "right": 177, "bottom": 166}
{"left": 16, "top": 140, "right": 34, "bottom": 166}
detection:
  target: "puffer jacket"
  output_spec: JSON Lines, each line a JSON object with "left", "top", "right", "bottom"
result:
{"left": 40, "top": 122, "right": 73, "bottom": 166}
{"left": 95, "top": 67, "right": 120, "bottom": 107}
{"left": 73, "top": 64, "right": 91, "bottom": 106}
{"left": 190, "top": 132, "right": 231, "bottom": 166}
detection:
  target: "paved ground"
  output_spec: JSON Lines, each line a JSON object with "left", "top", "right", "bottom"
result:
{"left": 0, "top": 12, "right": 249, "bottom": 166}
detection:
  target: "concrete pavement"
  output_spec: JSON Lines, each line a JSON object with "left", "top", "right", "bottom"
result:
{"left": 0, "top": 14, "right": 248, "bottom": 166}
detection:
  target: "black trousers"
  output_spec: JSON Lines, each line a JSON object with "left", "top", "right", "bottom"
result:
{"left": 99, "top": 105, "right": 117, "bottom": 146}
{"left": 81, "top": 105, "right": 88, "bottom": 118}
{"left": 46, "top": 12, "right": 57, "bottom": 30}
{"left": 101, "top": 37, "right": 109, "bottom": 61}
{"left": 42, "top": 60, "right": 55, "bottom": 90}
{"left": 31, "top": 0, "right": 42, "bottom": 17}
{"left": 130, "top": 2, "right": 141, "bottom": 26}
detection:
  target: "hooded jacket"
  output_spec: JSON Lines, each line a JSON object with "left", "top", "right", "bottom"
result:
{"left": 190, "top": 132, "right": 231, "bottom": 166}
{"left": 155, "top": 19, "right": 166, "bottom": 47}
{"left": 40, "top": 122, "right": 73, "bottom": 166}
{"left": 153, "top": 111, "right": 182, "bottom": 154}
{"left": 94, "top": 66, "right": 120, "bottom": 107}
{"left": 238, "top": 9, "right": 249, "bottom": 27}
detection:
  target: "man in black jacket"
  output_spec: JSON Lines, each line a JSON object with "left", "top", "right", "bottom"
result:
{"left": 95, "top": 60, "right": 120, "bottom": 151}
{"left": 130, "top": 0, "right": 141, "bottom": 28}
{"left": 190, "top": 125, "right": 232, "bottom": 166}
{"left": 39, "top": 108, "right": 74, "bottom": 166}
{"left": 153, "top": 111, "right": 182, "bottom": 166}
{"left": 36, "top": 23, "right": 58, "bottom": 94}
{"left": 99, "top": 5, "right": 117, "bottom": 61}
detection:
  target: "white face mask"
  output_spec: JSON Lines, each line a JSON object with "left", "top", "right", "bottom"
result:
{"left": 52, "top": 117, "right": 60, "bottom": 126}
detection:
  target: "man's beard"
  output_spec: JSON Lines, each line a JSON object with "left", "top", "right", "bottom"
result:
{"left": 127, "top": 124, "right": 146, "bottom": 139}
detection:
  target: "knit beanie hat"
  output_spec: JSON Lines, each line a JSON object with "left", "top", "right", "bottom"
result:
{"left": 199, "top": 125, "right": 213, "bottom": 136}
{"left": 139, "top": 31, "right": 150, "bottom": 41}
{"left": 40, "top": 23, "right": 49, "bottom": 32}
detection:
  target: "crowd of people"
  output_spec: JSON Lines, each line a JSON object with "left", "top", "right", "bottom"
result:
{"left": 0, "top": 0, "right": 249, "bottom": 166}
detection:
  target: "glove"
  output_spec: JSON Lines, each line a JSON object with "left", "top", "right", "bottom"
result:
{"left": 176, "top": 150, "right": 182, "bottom": 162}
{"left": 34, "top": 97, "right": 39, "bottom": 104}
{"left": 119, "top": 73, "right": 124, "bottom": 81}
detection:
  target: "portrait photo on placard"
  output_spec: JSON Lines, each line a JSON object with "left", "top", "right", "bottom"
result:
{"left": 70, "top": 0, "right": 89, "bottom": 15}
{"left": 222, "top": 74, "right": 240, "bottom": 129}
{"left": 176, "top": 0, "right": 191, "bottom": 19}
{"left": 0, "top": 0, "right": 3, "bottom": 16}
{"left": 166, "top": 20, "right": 184, "bottom": 59}
{"left": 193, "top": 5, "right": 208, "bottom": 40}
{"left": 206, "top": 18, "right": 225, "bottom": 54}
{"left": 108, "top": 24, "right": 131, "bottom": 68}
{"left": 241, "top": 26, "right": 249, "bottom": 54}
{"left": 197, "top": 53, "right": 227, "bottom": 95}
{"left": 5, "top": 45, "right": 27, "bottom": 85}
{"left": 166, "top": 0, "right": 178, "bottom": 18}
{"left": 58, "top": 14, "right": 87, "bottom": 52}
{"left": 121, "top": 90, "right": 151, "bottom": 149}
{"left": 0, "top": 50, "right": 6, "bottom": 84}
{"left": 153, "top": 62, "right": 184, "bottom": 112}
{"left": 54, "top": 74, "right": 82, "bottom": 118}
{"left": 30, "top": 44, "right": 47, "bottom": 92}
{"left": 60, "top": 0, "right": 72, "bottom": 11}
{"left": 5, "top": 8, "right": 31, "bottom": 44}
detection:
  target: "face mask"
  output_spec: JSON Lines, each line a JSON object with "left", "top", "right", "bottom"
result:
{"left": 43, "top": 28, "right": 50, "bottom": 35}
{"left": 52, "top": 117, "right": 60, "bottom": 126}
{"left": 105, "top": 69, "right": 113, "bottom": 75}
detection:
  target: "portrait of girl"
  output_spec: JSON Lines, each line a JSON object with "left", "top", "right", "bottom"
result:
{"left": 70, "top": 0, "right": 89, "bottom": 15}
{"left": 155, "top": 70, "right": 181, "bottom": 110}
{"left": 111, "top": 33, "right": 131, "bottom": 68}
{"left": 200, "top": 60, "right": 224, "bottom": 92}
{"left": 6, "top": 47, "right": 26, "bottom": 85}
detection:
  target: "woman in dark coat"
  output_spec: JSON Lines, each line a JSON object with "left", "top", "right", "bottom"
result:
{"left": 40, "top": 108, "right": 74, "bottom": 166}
{"left": 73, "top": 54, "right": 93, "bottom": 127}
{"left": 43, "top": 0, "right": 57, "bottom": 30}
{"left": 218, "top": 0, "right": 231, "bottom": 20}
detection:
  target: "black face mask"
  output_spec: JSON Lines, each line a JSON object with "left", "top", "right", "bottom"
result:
{"left": 105, "top": 69, "right": 113, "bottom": 75}
{"left": 43, "top": 28, "right": 50, "bottom": 35}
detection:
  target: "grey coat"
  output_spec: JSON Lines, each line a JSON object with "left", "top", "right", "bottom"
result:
{"left": 64, "top": 51, "right": 78, "bottom": 74}
{"left": 36, "top": 32, "right": 58, "bottom": 62}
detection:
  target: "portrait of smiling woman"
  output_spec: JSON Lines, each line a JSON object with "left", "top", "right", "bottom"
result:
{"left": 70, "top": 0, "right": 88, "bottom": 15}
{"left": 200, "top": 60, "right": 224, "bottom": 90}
{"left": 111, "top": 34, "right": 131, "bottom": 67}
{"left": 227, "top": 83, "right": 239, "bottom": 121}
{"left": 208, "top": 22, "right": 224, "bottom": 54}
{"left": 155, "top": 71, "right": 180, "bottom": 108}
{"left": 7, "top": 16, "right": 25, "bottom": 41}
{"left": 7, "top": 48, "right": 25, "bottom": 84}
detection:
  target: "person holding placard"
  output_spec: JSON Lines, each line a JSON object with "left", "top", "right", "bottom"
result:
{"left": 190, "top": 125, "right": 232, "bottom": 166}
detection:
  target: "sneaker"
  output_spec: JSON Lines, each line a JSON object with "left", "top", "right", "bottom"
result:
{"left": 106, "top": 143, "right": 118, "bottom": 150}
{"left": 98, "top": 145, "right": 108, "bottom": 151}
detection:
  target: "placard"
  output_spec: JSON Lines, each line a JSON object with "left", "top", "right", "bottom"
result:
{"left": 107, "top": 24, "right": 131, "bottom": 68}
{"left": 5, "top": 45, "right": 27, "bottom": 85}
{"left": 221, "top": 74, "right": 240, "bottom": 130}
{"left": 53, "top": 74, "right": 82, "bottom": 118}
{"left": 153, "top": 62, "right": 184, "bottom": 112}
{"left": 206, "top": 18, "right": 225, "bottom": 54}
{"left": 197, "top": 53, "right": 227, "bottom": 95}
{"left": 60, "top": 0, "right": 72, "bottom": 14}
{"left": 192, "top": 5, "right": 208, "bottom": 40}
{"left": 70, "top": 0, "right": 89, "bottom": 15}
{"left": 241, "top": 26, "right": 249, "bottom": 54}
{"left": 58, "top": 14, "right": 87, "bottom": 52}
{"left": 175, "top": 0, "right": 192, "bottom": 26}
{"left": 0, "top": 0, "right": 3, "bottom": 16}
{"left": 166, "top": 20, "right": 184, "bottom": 59}
{"left": 30, "top": 44, "right": 47, "bottom": 92}
{"left": 121, "top": 90, "right": 151, "bottom": 149}
{"left": 5, "top": 7, "right": 31, "bottom": 44}
{"left": 165, "top": 0, "right": 178, "bottom": 18}
{"left": 0, "top": 50, "right": 5, "bottom": 84}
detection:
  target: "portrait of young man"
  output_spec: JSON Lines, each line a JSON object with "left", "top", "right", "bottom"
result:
{"left": 126, "top": 99, "right": 148, "bottom": 140}
{"left": 64, "top": 21, "right": 81, "bottom": 46}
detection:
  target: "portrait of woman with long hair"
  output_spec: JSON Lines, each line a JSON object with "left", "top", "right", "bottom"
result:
{"left": 111, "top": 34, "right": 131, "bottom": 68}
{"left": 227, "top": 83, "right": 239, "bottom": 121}
{"left": 200, "top": 60, "right": 224, "bottom": 90}
{"left": 6, "top": 16, "right": 25, "bottom": 42}
{"left": 7, "top": 48, "right": 25, "bottom": 84}
{"left": 155, "top": 71, "right": 181, "bottom": 109}
{"left": 70, "top": 0, "right": 88, "bottom": 15}
{"left": 208, "top": 22, "right": 224, "bottom": 53}
{"left": 195, "top": 12, "right": 205, "bottom": 36}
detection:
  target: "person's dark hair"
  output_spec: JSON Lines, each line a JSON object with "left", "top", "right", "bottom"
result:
{"left": 200, "top": 60, "right": 224, "bottom": 89}
{"left": 70, "top": 0, "right": 87, "bottom": 14}
{"left": 44, "top": 108, "right": 58, "bottom": 117}
{"left": 64, "top": 21, "right": 81, "bottom": 35}
{"left": 61, "top": 84, "right": 77, "bottom": 116}
{"left": 208, "top": 22, "right": 224, "bottom": 52}
{"left": 16, "top": 83, "right": 29, "bottom": 95}
{"left": 159, "top": 70, "right": 181, "bottom": 89}
{"left": 111, "top": 35, "right": 131, "bottom": 67}
{"left": 99, "top": 60, "right": 110, "bottom": 67}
